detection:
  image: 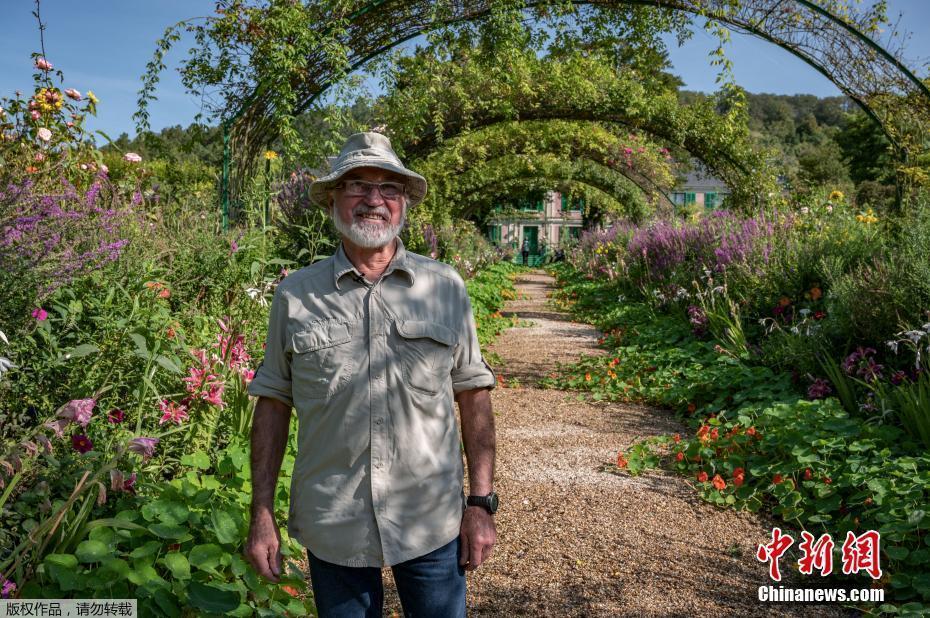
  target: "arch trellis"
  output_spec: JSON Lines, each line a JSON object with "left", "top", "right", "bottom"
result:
{"left": 220, "top": 0, "right": 930, "bottom": 220}
{"left": 409, "top": 119, "right": 676, "bottom": 220}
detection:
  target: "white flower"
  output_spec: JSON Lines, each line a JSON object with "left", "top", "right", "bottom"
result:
{"left": 799, "top": 308, "right": 811, "bottom": 317}
{"left": 37, "top": 127, "right": 52, "bottom": 142}
{"left": 0, "top": 329, "right": 7, "bottom": 345}
{"left": 123, "top": 152, "right": 142, "bottom": 163}
{"left": 0, "top": 357, "right": 15, "bottom": 375}
{"left": 825, "top": 205, "right": 833, "bottom": 213}
{"left": 887, "top": 340, "right": 899, "bottom": 354}
{"left": 905, "top": 330, "right": 924, "bottom": 344}
{"left": 800, "top": 207, "right": 809, "bottom": 215}
{"left": 923, "top": 323, "right": 930, "bottom": 333}
{"left": 245, "top": 287, "right": 269, "bottom": 308}
{"left": 790, "top": 326, "right": 800, "bottom": 335}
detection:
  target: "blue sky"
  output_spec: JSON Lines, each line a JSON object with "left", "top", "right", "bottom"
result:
{"left": 2, "top": 0, "right": 928, "bottom": 138}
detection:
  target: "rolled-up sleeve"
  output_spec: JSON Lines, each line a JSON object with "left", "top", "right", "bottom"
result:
{"left": 247, "top": 284, "right": 293, "bottom": 408}
{"left": 451, "top": 281, "right": 496, "bottom": 393}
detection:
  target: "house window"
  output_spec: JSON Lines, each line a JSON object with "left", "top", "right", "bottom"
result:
{"left": 705, "top": 192, "right": 717, "bottom": 208}
{"left": 672, "top": 192, "right": 696, "bottom": 206}
{"left": 488, "top": 225, "right": 501, "bottom": 243}
{"left": 560, "top": 194, "right": 584, "bottom": 212}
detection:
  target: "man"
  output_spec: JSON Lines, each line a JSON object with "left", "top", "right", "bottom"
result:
{"left": 245, "top": 132, "right": 498, "bottom": 618}
{"left": 521, "top": 238, "right": 530, "bottom": 266}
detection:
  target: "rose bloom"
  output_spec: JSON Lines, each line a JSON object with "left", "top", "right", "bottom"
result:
{"left": 64, "top": 88, "right": 82, "bottom": 101}
{"left": 35, "top": 57, "right": 53, "bottom": 71}
{"left": 123, "top": 152, "right": 142, "bottom": 163}
{"left": 30, "top": 110, "right": 41, "bottom": 121}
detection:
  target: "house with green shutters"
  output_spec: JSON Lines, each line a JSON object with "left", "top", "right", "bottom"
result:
{"left": 485, "top": 190, "right": 584, "bottom": 262}
{"left": 671, "top": 167, "right": 730, "bottom": 210}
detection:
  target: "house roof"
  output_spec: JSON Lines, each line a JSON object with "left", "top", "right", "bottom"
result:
{"left": 677, "top": 164, "right": 729, "bottom": 193}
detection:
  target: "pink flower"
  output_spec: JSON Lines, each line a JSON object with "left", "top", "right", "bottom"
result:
{"left": 127, "top": 437, "right": 159, "bottom": 460}
{"left": 36, "top": 127, "right": 52, "bottom": 142}
{"left": 30, "top": 110, "right": 41, "bottom": 121}
{"left": 1, "top": 576, "right": 16, "bottom": 599}
{"left": 43, "top": 419, "right": 69, "bottom": 438}
{"left": 58, "top": 398, "right": 96, "bottom": 427}
{"left": 31, "top": 307, "right": 48, "bottom": 321}
{"left": 34, "top": 57, "right": 53, "bottom": 71}
{"left": 71, "top": 434, "right": 93, "bottom": 454}
{"left": 241, "top": 368, "right": 255, "bottom": 382}
{"left": 99, "top": 164, "right": 109, "bottom": 174}
{"left": 110, "top": 469, "right": 137, "bottom": 494}
{"left": 123, "top": 152, "right": 142, "bottom": 163}
{"left": 157, "top": 400, "right": 189, "bottom": 425}
{"left": 202, "top": 383, "right": 225, "bottom": 408}
{"left": 64, "top": 88, "right": 82, "bottom": 101}
{"left": 107, "top": 408, "right": 125, "bottom": 424}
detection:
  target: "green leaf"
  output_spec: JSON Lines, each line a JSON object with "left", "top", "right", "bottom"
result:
{"left": 155, "top": 354, "right": 182, "bottom": 374}
{"left": 180, "top": 451, "right": 211, "bottom": 470}
{"left": 129, "top": 540, "right": 162, "bottom": 560}
{"left": 75, "top": 540, "right": 109, "bottom": 563}
{"left": 129, "top": 332, "right": 150, "bottom": 358}
{"left": 186, "top": 581, "right": 240, "bottom": 613}
{"left": 907, "top": 509, "right": 926, "bottom": 526}
{"left": 211, "top": 509, "right": 240, "bottom": 546}
{"left": 162, "top": 552, "right": 191, "bottom": 580}
{"left": 188, "top": 543, "right": 224, "bottom": 571}
{"left": 885, "top": 546, "right": 909, "bottom": 560}
{"left": 44, "top": 553, "right": 78, "bottom": 569}
{"left": 148, "top": 522, "right": 190, "bottom": 540}
{"left": 67, "top": 344, "right": 100, "bottom": 359}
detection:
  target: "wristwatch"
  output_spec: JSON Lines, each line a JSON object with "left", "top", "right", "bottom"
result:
{"left": 466, "top": 492, "right": 499, "bottom": 515}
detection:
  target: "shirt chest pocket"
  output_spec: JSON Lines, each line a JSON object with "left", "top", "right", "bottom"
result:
{"left": 396, "top": 320, "right": 457, "bottom": 396}
{"left": 291, "top": 322, "right": 355, "bottom": 400}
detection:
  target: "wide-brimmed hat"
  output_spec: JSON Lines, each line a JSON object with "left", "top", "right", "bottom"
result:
{"left": 309, "top": 132, "right": 427, "bottom": 208}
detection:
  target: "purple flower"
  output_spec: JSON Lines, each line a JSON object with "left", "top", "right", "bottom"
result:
{"left": 107, "top": 408, "right": 125, "bottom": 424}
{"left": 31, "top": 307, "right": 48, "bottom": 321}
{"left": 110, "top": 469, "right": 137, "bottom": 494}
{"left": 58, "top": 398, "right": 96, "bottom": 427}
{"left": 890, "top": 370, "right": 908, "bottom": 385}
{"left": 807, "top": 378, "right": 833, "bottom": 399}
{"left": 687, "top": 305, "right": 708, "bottom": 336}
{"left": 71, "top": 434, "right": 93, "bottom": 454}
{"left": 1, "top": 577, "right": 16, "bottom": 599}
{"left": 127, "top": 437, "right": 159, "bottom": 460}
{"left": 842, "top": 347, "right": 883, "bottom": 381}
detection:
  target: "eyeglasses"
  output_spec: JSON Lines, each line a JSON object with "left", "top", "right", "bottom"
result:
{"left": 336, "top": 179, "right": 406, "bottom": 199}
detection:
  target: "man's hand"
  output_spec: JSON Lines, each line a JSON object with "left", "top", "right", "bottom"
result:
{"left": 459, "top": 506, "right": 496, "bottom": 571}
{"left": 245, "top": 509, "right": 283, "bottom": 582}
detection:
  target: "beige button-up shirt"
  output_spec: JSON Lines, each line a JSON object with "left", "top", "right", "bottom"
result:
{"left": 248, "top": 239, "right": 496, "bottom": 567}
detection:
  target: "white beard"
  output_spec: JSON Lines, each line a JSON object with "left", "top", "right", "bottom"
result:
{"left": 332, "top": 203, "right": 407, "bottom": 249}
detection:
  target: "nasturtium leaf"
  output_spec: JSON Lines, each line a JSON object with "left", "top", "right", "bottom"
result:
{"left": 181, "top": 451, "right": 211, "bottom": 470}
{"left": 188, "top": 543, "right": 224, "bottom": 571}
{"left": 44, "top": 553, "right": 78, "bottom": 569}
{"left": 186, "top": 581, "right": 240, "bottom": 613}
{"left": 885, "top": 546, "right": 909, "bottom": 561}
{"left": 75, "top": 539, "right": 110, "bottom": 563}
{"left": 162, "top": 552, "right": 191, "bottom": 580}
{"left": 211, "top": 509, "right": 240, "bottom": 545}
{"left": 148, "top": 522, "right": 189, "bottom": 540}
{"left": 129, "top": 540, "right": 162, "bottom": 560}
{"left": 907, "top": 509, "right": 926, "bottom": 526}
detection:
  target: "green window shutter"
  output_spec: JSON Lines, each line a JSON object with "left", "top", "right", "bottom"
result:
{"left": 561, "top": 194, "right": 567, "bottom": 210}
{"left": 705, "top": 192, "right": 717, "bottom": 208}
{"left": 685, "top": 192, "right": 696, "bottom": 205}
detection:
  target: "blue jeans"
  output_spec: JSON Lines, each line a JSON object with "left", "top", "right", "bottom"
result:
{"left": 307, "top": 538, "right": 466, "bottom": 618}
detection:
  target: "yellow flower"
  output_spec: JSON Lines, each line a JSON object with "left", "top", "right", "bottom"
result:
{"left": 829, "top": 190, "right": 844, "bottom": 201}
{"left": 264, "top": 150, "right": 278, "bottom": 160}
{"left": 86, "top": 91, "right": 98, "bottom": 105}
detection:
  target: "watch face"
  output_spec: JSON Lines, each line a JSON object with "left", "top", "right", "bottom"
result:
{"left": 488, "top": 493, "right": 499, "bottom": 513}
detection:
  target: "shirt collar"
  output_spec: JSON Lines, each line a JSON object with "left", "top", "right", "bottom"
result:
{"left": 333, "top": 237, "right": 416, "bottom": 289}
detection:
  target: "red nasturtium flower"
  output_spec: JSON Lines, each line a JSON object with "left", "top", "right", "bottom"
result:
{"left": 803, "top": 468, "right": 813, "bottom": 481}
{"left": 687, "top": 402, "right": 696, "bottom": 414}
{"left": 282, "top": 585, "right": 300, "bottom": 597}
{"left": 675, "top": 452, "right": 684, "bottom": 462}
{"left": 746, "top": 426, "right": 757, "bottom": 437}
{"left": 712, "top": 474, "right": 726, "bottom": 491}
{"left": 823, "top": 476, "right": 832, "bottom": 484}
{"left": 696, "top": 471, "right": 709, "bottom": 483}
{"left": 709, "top": 428, "right": 719, "bottom": 440}
{"left": 733, "top": 467, "right": 745, "bottom": 487}
{"left": 773, "top": 474, "right": 784, "bottom": 485}
{"left": 584, "top": 373, "right": 592, "bottom": 382}
{"left": 673, "top": 433, "right": 681, "bottom": 443}
{"left": 616, "top": 452, "right": 628, "bottom": 468}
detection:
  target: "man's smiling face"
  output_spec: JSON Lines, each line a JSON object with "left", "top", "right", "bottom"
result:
{"left": 331, "top": 167, "right": 408, "bottom": 249}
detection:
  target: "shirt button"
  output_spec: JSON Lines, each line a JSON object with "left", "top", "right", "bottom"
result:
{"left": 375, "top": 418, "right": 383, "bottom": 425}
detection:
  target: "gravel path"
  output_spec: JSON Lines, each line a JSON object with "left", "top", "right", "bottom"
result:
{"left": 355, "top": 270, "right": 851, "bottom": 616}
{"left": 454, "top": 270, "right": 850, "bottom": 617}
